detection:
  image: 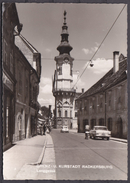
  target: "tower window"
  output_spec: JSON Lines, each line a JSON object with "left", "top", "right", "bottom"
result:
{"left": 65, "top": 110, "right": 68, "bottom": 117}
{"left": 70, "top": 110, "right": 72, "bottom": 118}
{"left": 58, "top": 110, "right": 61, "bottom": 117}
{"left": 58, "top": 66, "right": 62, "bottom": 75}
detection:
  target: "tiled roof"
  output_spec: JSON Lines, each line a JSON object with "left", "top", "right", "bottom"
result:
{"left": 77, "top": 58, "right": 127, "bottom": 100}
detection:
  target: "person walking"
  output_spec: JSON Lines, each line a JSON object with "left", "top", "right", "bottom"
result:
{"left": 85, "top": 125, "right": 90, "bottom": 139}
{"left": 43, "top": 124, "right": 46, "bottom": 135}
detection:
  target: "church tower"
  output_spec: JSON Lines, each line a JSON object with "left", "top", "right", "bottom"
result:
{"left": 52, "top": 11, "right": 76, "bottom": 128}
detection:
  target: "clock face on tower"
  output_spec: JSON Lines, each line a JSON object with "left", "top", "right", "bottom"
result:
{"left": 64, "top": 57, "right": 69, "bottom": 64}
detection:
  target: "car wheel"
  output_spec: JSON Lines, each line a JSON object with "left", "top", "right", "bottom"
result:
{"left": 107, "top": 137, "right": 109, "bottom": 140}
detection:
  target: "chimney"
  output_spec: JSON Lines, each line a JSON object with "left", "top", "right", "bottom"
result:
{"left": 113, "top": 51, "right": 119, "bottom": 73}
{"left": 82, "top": 88, "right": 84, "bottom": 93}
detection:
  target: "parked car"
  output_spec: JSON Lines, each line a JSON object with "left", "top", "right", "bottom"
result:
{"left": 90, "top": 126, "right": 111, "bottom": 140}
{"left": 61, "top": 126, "right": 69, "bottom": 133}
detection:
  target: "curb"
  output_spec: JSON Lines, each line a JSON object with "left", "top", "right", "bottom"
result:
{"left": 29, "top": 138, "right": 47, "bottom": 165}
{"left": 110, "top": 138, "right": 127, "bottom": 143}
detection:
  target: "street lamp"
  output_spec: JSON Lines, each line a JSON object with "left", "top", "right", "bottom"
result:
{"left": 90, "top": 60, "right": 94, "bottom": 67}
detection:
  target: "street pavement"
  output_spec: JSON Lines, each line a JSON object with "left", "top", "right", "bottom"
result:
{"left": 3, "top": 129, "right": 127, "bottom": 180}
{"left": 52, "top": 129, "right": 127, "bottom": 180}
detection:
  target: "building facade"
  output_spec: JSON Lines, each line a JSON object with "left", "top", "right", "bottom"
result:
{"left": 76, "top": 52, "right": 127, "bottom": 139}
{"left": 2, "top": 3, "right": 22, "bottom": 151}
{"left": 52, "top": 11, "right": 76, "bottom": 128}
{"left": 13, "top": 33, "right": 41, "bottom": 141}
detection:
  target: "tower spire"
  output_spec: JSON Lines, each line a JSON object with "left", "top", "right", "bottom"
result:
{"left": 57, "top": 10, "right": 73, "bottom": 55}
{"left": 64, "top": 10, "right": 67, "bottom": 25}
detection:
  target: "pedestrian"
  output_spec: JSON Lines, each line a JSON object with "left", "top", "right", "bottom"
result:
{"left": 43, "top": 124, "right": 46, "bottom": 135}
{"left": 85, "top": 125, "right": 90, "bottom": 139}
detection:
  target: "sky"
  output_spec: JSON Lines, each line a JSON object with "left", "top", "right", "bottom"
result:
{"left": 16, "top": 3, "right": 127, "bottom": 110}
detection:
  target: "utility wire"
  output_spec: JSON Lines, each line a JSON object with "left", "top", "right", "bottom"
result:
{"left": 72, "top": 4, "right": 126, "bottom": 89}
{"left": 41, "top": 57, "right": 114, "bottom": 61}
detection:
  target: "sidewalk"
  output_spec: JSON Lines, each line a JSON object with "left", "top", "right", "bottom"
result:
{"left": 14, "top": 133, "right": 56, "bottom": 180}
{"left": 69, "top": 129, "right": 127, "bottom": 143}
{"left": 3, "top": 135, "right": 47, "bottom": 179}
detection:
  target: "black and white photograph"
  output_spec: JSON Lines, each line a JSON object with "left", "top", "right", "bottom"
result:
{"left": 2, "top": 1, "right": 128, "bottom": 180}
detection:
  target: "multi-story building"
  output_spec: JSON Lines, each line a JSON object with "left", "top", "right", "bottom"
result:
{"left": 2, "top": 3, "right": 22, "bottom": 151}
{"left": 52, "top": 11, "right": 76, "bottom": 128}
{"left": 13, "top": 33, "right": 41, "bottom": 141}
{"left": 72, "top": 90, "right": 83, "bottom": 129}
{"left": 76, "top": 52, "right": 127, "bottom": 139}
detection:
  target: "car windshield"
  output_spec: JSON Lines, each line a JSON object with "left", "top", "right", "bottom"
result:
{"left": 95, "top": 127, "right": 107, "bottom": 130}
{"left": 63, "top": 126, "right": 68, "bottom": 129}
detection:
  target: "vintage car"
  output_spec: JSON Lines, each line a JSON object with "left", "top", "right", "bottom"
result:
{"left": 90, "top": 126, "right": 111, "bottom": 140}
{"left": 61, "top": 126, "right": 69, "bottom": 133}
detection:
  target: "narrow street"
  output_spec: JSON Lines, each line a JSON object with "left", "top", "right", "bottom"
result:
{"left": 51, "top": 129, "right": 127, "bottom": 180}
{"left": 3, "top": 129, "right": 127, "bottom": 180}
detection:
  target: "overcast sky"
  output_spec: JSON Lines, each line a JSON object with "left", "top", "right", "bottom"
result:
{"left": 16, "top": 3, "right": 127, "bottom": 109}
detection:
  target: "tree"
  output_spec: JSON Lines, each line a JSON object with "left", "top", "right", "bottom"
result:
{"left": 41, "top": 106, "right": 49, "bottom": 118}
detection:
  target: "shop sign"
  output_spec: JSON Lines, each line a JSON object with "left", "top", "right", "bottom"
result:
{"left": 3, "top": 73, "right": 13, "bottom": 92}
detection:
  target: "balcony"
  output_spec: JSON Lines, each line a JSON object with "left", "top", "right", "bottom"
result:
{"left": 53, "top": 88, "right": 76, "bottom": 92}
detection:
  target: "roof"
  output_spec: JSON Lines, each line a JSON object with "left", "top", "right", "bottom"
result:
{"left": 15, "top": 33, "right": 40, "bottom": 67}
{"left": 77, "top": 57, "right": 127, "bottom": 100}
{"left": 19, "top": 34, "right": 39, "bottom": 54}
{"left": 75, "top": 92, "right": 82, "bottom": 99}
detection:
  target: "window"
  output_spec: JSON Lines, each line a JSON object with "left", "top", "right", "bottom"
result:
{"left": 70, "top": 65, "right": 72, "bottom": 76}
{"left": 65, "top": 110, "right": 68, "bottom": 117}
{"left": 18, "top": 115, "right": 22, "bottom": 131}
{"left": 108, "top": 118, "right": 112, "bottom": 131}
{"left": 10, "top": 53, "right": 13, "bottom": 74}
{"left": 75, "top": 101, "right": 78, "bottom": 110}
{"left": 58, "top": 110, "right": 61, "bottom": 117}
{"left": 75, "top": 112, "right": 77, "bottom": 117}
{"left": 19, "top": 72, "right": 22, "bottom": 94}
{"left": 6, "top": 106, "right": 9, "bottom": 138}
{"left": 58, "top": 66, "right": 62, "bottom": 75}
{"left": 70, "top": 110, "right": 72, "bottom": 118}
{"left": 92, "top": 104, "right": 94, "bottom": 109}
{"left": 3, "top": 40, "right": 8, "bottom": 65}
{"left": 118, "top": 97, "right": 121, "bottom": 104}
{"left": 100, "top": 102, "right": 103, "bottom": 108}
{"left": 109, "top": 99, "right": 111, "bottom": 106}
